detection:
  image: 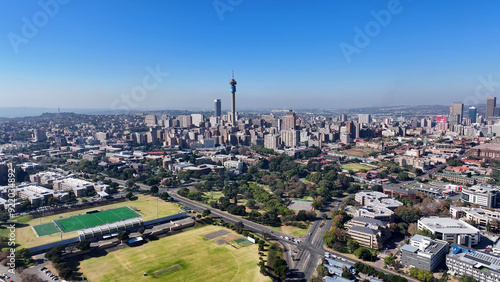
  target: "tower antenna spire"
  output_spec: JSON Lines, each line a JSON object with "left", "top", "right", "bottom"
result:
{"left": 232, "top": 70, "right": 234, "bottom": 80}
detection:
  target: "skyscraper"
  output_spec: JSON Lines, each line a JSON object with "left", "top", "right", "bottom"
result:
{"left": 229, "top": 72, "right": 237, "bottom": 124}
{"left": 282, "top": 110, "right": 296, "bottom": 131}
{"left": 450, "top": 102, "right": 464, "bottom": 125}
{"left": 487, "top": 97, "right": 496, "bottom": 119}
{"left": 469, "top": 106, "right": 477, "bottom": 123}
{"left": 214, "top": 99, "right": 221, "bottom": 117}
{"left": 358, "top": 114, "right": 371, "bottom": 124}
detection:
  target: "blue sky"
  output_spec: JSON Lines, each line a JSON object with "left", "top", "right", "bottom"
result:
{"left": 1, "top": 0, "right": 500, "bottom": 111}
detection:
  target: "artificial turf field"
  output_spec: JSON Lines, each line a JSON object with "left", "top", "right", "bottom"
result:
{"left": 79, "top": 225, "right": 271, "bottom": 282}
{"left": 12, "top": 195, "right": 184, "bottom": 249}
{"left": 32, "top": 206, "right": 141, "bottom": 236}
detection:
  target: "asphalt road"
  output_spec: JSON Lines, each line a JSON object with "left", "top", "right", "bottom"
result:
{"left": 107, "top": 177, "right": 411, "bottom": 281}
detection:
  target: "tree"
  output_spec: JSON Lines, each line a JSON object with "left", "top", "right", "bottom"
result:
{"left": 0, "top": 211, "right": 9, "bottom": 224}
{"left": 125, "top": 179, "right": 134, "bottom": 188}
{"left": 347, "top": 240, "right": 359, "bottom": 253}
{"left": 235, "top": 221, "right": 244, "bottom": 230}
{"left": 354, "top": 247, "right": 373, "bottom": 261}
{"left": 342, "top": 267, "right": 355, "bottom": 280}
{"left": 246, "top": 199, "right": 257, "bottom": 209}
{"left": 409, "top": 268, "right": 434, "bottom": 282}
{"left": 76, "top": 240, "right": 91, "bottom": 251}
{"left": 384, "top": 252, "right": 395, "bottom": 266}
{"left": 58, "top": 268, "right": 73, "bottom": 280}
{"left": 312, "top": 201, "right": 322, "bottom": 210}
{"left": 202, "top": 209, "right": 211, "bottom": 217}
{"left": 458, "top": 275, "right": 478, "bottom": 282}
{"left": 150, "top": 185, "right": 159, "bottom": 194}
{"left": 272, "top": 257, "right": 289, "bottom": 280}
{"left": 20, "top": 273, "right": 43, "bottom": 282}
{"left": 397, "top": 172, "right": 410, "bottom": 181}
{"left": 316, "top": 264, "right": 329, "bottom": 277}
{"left": 125, "top": 192, "right": 133, "bottom": 200}
{"left": 117, "top": 231, "right": 129, "bottom": 242}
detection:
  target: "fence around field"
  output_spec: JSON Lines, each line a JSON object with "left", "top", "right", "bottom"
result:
{"left": 30, "top": 197, "right": 127, "bottom": 219}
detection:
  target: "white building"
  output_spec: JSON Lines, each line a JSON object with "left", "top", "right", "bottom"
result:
{"left": 461, "top": 184, "right": 500, "bottom": 208}
{"left": 418, "top": 217, "right": 480, "bottom": 245}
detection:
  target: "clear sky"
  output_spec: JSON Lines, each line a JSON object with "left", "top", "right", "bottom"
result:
{"left": 1, "top": 0, "right": 500, "bottom": 111}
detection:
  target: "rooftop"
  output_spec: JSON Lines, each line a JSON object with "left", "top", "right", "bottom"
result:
{"left": 419, "top": 217, "right": 479, "bottom": 234}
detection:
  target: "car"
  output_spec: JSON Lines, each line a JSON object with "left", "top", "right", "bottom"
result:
{"left": 41, "top": 267, "right": 47, "bottom": 271}
{"left": 3, "top": 274, "right": 9, "bottom": 279}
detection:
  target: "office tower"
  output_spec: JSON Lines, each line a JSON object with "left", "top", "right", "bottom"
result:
{"left": 191, "top": 114, "right": 204, "bottom": 127}
{"left": 450, "top": 102, "right": 464, "bottom": 125}
{"left": 33, "top": 129, "right": 46, "bottom": 142}
{"left": 214, "top": 99, "right": 221, "bottom": 117}
{"left": 177, "top": 115, "right": 192, "bottom": 128}
{"left": 469, "top": 106, "right": 477, "bottom": 123}
{"left": 358, "top": 114, "right": 371, "bottom": 124}
{"left": 346, "top": 121, "right": 356, "bottom": 139}
{"left": 229, "top": 72, "right": 237, "bottom": 124}
{"left": 339, "top": 114, "right": 347, "bottom": 122}
{"left": 282, "top": 110, "right": 296, "bottom": 131}
{"left": 487, "top": 97, "right": 496, "bottom": 119}
{"left": 145, "top": 114, "right": 157, "bottom": 126}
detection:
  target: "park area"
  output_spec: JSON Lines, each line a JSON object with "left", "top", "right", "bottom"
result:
{"left": 32, "top": 206, "right": 141, "bottom": 236}
{"left": 79, "top": 225, "right": 270, "bottom": 282}
{"left": 7, "top": 195, "right": 183, "bottom": 249}
{"left": 341, "top": 163, "right": 372, "bottom": 172}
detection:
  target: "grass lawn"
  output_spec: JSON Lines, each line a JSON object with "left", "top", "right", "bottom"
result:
{"left": 204, "top": 191, "right": 224, "bottom": 202}
{"left": 9, "top": 194, "right": 183, "bottom": 248}
{"left": 79, "top": 225, "right": 270, "bottom": 282}
{"left": 341, "top": 163, "right": 372, "bottom": 172}
{"left": 280, "top": 224, "right": 311, "bottom": 237}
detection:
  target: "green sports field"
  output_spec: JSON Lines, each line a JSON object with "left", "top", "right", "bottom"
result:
{"left": 32, "top": 207, "right": 141, "bottom": 237}
{"left": 341, "top": 163, "right": 372, "bottom": 172}
{"left": 79, "top": 225, "right": 270, "bottom": 282}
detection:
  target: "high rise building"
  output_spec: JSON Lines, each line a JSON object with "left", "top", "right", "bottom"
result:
{"left": 229, "top": 72, "right": 237, "bottom": 124}
{"left": 281, "top": 130, "right": 299, "bottom": 148}
{"left": 282, "top": 110, "right": 296, "bottom": 131}
{"left": 264, "top": 134, "right": 279, "bottom": 150}
{"left": 33, "top": 129, "right": 46, "bottom": 142}
{"left": 214, "top": 99, "right": 221, "bottom": 117}
{"left": 191, "top": 114, "right": 204, "bottom": 127}
{"left": 487, "top": 97, "right": 496, "bottom": 119}
{"left": 450, "top": 102, "right": 464, "bottom": 125}
{"left": 358, "top": 114, "right": 371, "bottom": 124}
{"left": 339, "top": 114, "right": 347, "bottom": 122}
{"left": 469, "top": 106, "right": 477, "bottom": 123}
{"left": 145, "top": 114, "right": 157, "bottom": 127}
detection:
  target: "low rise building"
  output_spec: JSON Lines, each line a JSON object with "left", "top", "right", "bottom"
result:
{"left": 400, "top": 235, "right": 449, "bottom": 271}
{"left": 461, "top": 184, "right": 500, "bottom": 208}
{"left": 418, "top": 217, "right": 480, "bottom": 245}
{"left": 52, "top": 177, "right": 95, "bottom": 197}
{"left": 446, "top": 246, "right": 500, "bottom": 282}
{"left": 450, "top": 206, "right": 500, "bottom": 230}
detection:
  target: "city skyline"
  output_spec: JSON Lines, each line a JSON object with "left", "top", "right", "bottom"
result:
{"left": 2, "top": 1, "right": 500, "bottom": 111}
